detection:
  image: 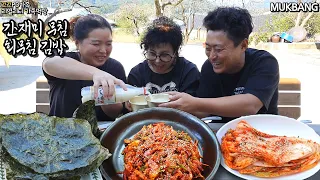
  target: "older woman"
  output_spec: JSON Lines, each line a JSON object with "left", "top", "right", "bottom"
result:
{"left": 127, "top": 16, "right": 200, "bottom": 97}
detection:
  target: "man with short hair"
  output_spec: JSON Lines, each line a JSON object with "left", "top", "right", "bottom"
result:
{"left": 160, "top": 7, "right": 279, "bottom": 122}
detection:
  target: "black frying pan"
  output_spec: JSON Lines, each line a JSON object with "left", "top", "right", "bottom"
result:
{"left": 99, "top": 107, "right": 221, "bottom": 179}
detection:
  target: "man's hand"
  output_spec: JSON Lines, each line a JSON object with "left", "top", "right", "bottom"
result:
{"left": 159, "top": 92, "right": 197, "bottom": 113}
{"left": 125, "top": 101, "right": 133, "bottom": 112}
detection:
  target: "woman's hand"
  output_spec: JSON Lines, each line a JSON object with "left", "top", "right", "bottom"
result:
{"left": 92, "top": 71, "right": 127, "bottom": 99}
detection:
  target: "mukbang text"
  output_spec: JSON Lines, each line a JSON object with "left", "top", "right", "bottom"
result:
{"left": 270, "top": 2, "right": 319, "bottom": 12}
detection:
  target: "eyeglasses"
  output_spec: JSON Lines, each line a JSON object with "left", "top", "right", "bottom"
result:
{"left": 144, "top": 51, "right": 174, "bottom": 62}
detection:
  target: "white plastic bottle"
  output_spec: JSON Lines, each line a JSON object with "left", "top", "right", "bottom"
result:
{"left": 81, "top": 84, "right": 149, "bottom": 105}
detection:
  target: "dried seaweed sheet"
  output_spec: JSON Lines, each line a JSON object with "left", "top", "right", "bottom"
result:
{"left": 0, "top": 113, "right": 111, "bottom": 179}
{"left": 72, "top": 100, "right": 102, "bottom": 138}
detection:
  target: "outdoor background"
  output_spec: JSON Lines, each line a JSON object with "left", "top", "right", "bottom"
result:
{"left": 0, "top": 0, "right": 320, "bottom": 123}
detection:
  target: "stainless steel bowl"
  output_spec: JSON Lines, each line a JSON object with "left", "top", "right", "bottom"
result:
{"left": 100, "top": 107, "right": 221, "bottom": 179}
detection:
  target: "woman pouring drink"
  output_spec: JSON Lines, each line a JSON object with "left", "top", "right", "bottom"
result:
{"left": 42, "top": 14, "right": 127, "bottom": 121}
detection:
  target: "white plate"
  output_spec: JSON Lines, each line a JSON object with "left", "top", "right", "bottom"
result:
{"left": 216, "top": 114, "right": 320, "bottom": 180}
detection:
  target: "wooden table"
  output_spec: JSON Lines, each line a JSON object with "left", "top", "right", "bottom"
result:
{"left": 98, "top": 122, "right": 320, "bottom": 180}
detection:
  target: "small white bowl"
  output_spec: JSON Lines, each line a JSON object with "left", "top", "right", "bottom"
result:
{"left": 146, "top": 93, "right": 170, "bottom": 108}
{"left": 129, "top": 95, "right": 148, "bottom": 112}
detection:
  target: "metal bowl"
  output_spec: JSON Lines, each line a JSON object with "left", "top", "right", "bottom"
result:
{"left": 99, "top": 107, "right": 221, "bottom": 179}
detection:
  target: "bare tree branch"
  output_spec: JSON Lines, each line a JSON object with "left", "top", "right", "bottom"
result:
{"left": 44, "top": 0, "right": 99, "bottom": 25}
{"left": 162, "top": 0, "right": 184, "bottom": 8}
{"left": 44, "top": 0, "right": 79, "bottom": 24}
{"left": 173, "top": 4, "right": 185, "bottom": 21}
{"left": 295, "top": 12, "right": 303, "bottom": 27}
{"left": 300, "top": 12, "right": 314, "bottom": 27}
{"left": 27, "top": 0, "right": 39, "bottom": 22}
{"left": 155, "top": 0, "right": 184, "bottom": 16}
{"left": 74, "top": 2, "right": 99, "bottom": 13}
{"left": 45, "top": 7, "right": 73, "bottom": 24}
{"left": 187, "top": 13, "right": 195, "bottom": 37}
{"left": 115, "top": 3, "right": 151, "bottom": 36}
{"left": 162, "top": 1, "right": 172, "bottom": 6}
{"left": 127, "top": 16, "right": 140, "bottom": 35}
{"left": 155, "top": 0, "right": 162, "bottom": 16}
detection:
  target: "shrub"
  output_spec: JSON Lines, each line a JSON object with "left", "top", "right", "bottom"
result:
{"left": 249, "top": 32, "right": 273, "bottom": 45}
{"left": 305, "top": 13, "right": 320, "bottom": 36}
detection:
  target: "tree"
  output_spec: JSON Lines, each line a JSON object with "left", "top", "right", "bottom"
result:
{"left": 266, "top": 0, "right": 319, "bottom": 34}
{"left": 114, "top": 3, "right": 152, "bottom": 36}
{"left": 26, "top": 0, "right": 99, "bottom": 25}
{"left": 294, "top": 0, "right": 319, "bottom": 28}
{"left": 154, "top": 0, "right": 184, "bottom": 17}
{"left": 173, "top": 0, "right": 213, "bottom": 43}
{"left": 306, "top": 12, "right": 320, "bottom": 36}
{"left": 27, "top": 0, "right": 39, "bottom": 22}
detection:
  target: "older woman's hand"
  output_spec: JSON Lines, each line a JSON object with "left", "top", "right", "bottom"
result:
{"left": 92, "top": 71, "right": 127, "bottom": 99}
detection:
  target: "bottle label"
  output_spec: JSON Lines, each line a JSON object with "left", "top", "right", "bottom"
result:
{"left": 95, "top": 87, "right": 116, "bottom": 105}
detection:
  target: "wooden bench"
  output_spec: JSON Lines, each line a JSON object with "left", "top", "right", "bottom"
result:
{"left": 278, "top": 78, "right": 301, "bottom": 119}
{"left": 36, "top": 77, "right": 301, "bottom": 119}
{"left": 36, "top": 76, "right": 50, "bottom": 114}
